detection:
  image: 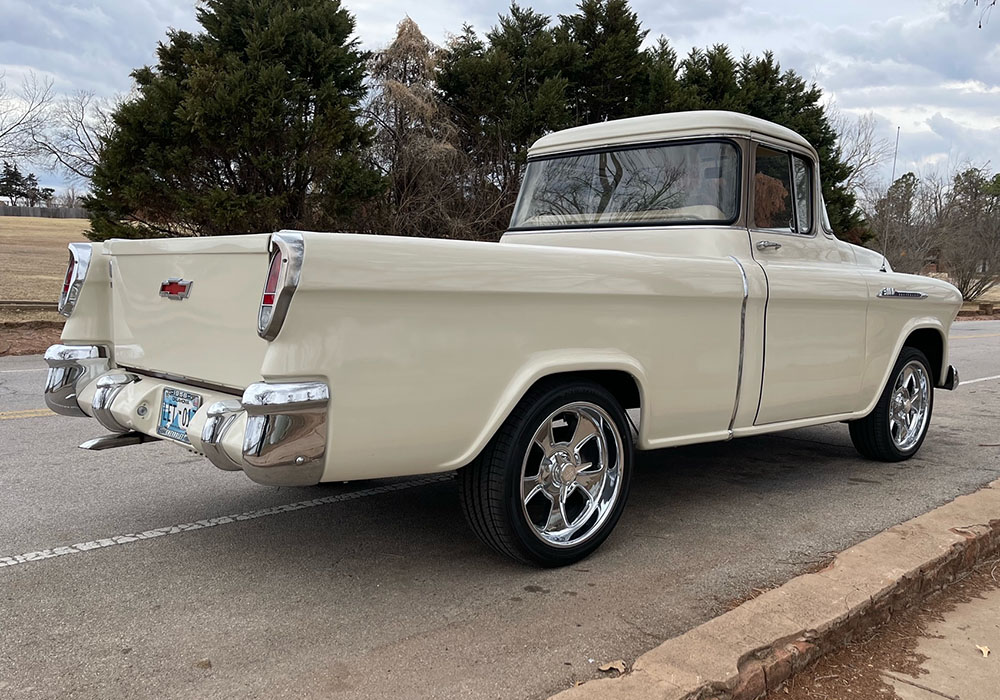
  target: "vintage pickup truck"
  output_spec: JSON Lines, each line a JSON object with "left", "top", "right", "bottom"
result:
{"left": 45, "top": 111, "right": 962, "bottom": 566}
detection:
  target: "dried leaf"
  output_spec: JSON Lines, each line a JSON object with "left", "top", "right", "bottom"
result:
{"left": 976, "top": 645, "right": 990, "bottom": 657}
{"left": 598, "top": 659, "right": 627, "bottom": 674}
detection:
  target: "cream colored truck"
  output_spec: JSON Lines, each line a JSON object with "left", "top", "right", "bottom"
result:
{"left": 44, "top": 111, "right": 962, "bottom": 566}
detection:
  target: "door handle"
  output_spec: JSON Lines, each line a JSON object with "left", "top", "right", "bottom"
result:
{"left": 756, "top": 240, "right": 782, "bottom": 251}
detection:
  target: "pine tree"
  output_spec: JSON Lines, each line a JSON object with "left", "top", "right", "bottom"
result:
{"left": 85, "top": 0, "right": 380, "bottom": 240}
{"left": 556, "top": 0, "right": 648, "bottom": 123}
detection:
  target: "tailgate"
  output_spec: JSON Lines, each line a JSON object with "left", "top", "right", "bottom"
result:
{"left": 105, "top": 234, "right": 270, "bottom": 390}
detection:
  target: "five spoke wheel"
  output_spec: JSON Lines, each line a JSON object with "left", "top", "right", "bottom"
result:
{"left": 520, "top": 403, "right": 623, "bottom": 548}
{"left": 888, "top": 361, "right": 930, "bottom": 451}
{"left": 850, "top": 347, "right": 934, "bottom": 462}
{"left": 459, "top": 380, "right": 633, "bottom": 566}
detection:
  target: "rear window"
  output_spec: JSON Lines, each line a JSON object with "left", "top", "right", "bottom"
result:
{"left": 510, "top": 140, "right": 740, "bottom": 229}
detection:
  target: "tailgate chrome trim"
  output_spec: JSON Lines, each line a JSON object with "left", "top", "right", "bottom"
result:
{"left": 118, "top": 366, "right": 242, "bottom": 396}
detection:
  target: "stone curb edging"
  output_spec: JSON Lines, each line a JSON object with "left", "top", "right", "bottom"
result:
{"left": 552, "top": 478, "right": 1000, "bottom": 700}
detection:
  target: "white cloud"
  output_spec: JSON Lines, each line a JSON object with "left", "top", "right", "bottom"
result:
{"left": 1, "top": 0, "right": 997, "bottom": 190}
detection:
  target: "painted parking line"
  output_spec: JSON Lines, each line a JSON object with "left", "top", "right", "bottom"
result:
{"left": 963, "top": 374, "right": 1000, "bottom": 385}
{"left": 0, "top": 408, "right": 55, "bottom": 420}
{"left": 0, "top": 473, "right": 452, "bottom": 570}
{"left": 950, "top": 333, "right": 1000, "bottom": 340}
{"left": 0, "top": 368, "right": 47, "bottom": 374}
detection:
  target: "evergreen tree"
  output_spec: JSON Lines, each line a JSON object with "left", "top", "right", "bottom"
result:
{"left": 0, "top": 161, "right": 24, "bottom": 205}
{"left": 638, "top": 37, "right": 681, "bottom": 114}
{"left": 556, "top": 0, "right": 648, "bottom": 122}
{"left": 85, "top": 0, "right": 379, "bottom": 240}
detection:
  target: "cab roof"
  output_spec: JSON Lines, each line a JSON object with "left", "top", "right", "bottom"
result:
{"left": 528, "top": 110, "right": 814, "bottom": 158}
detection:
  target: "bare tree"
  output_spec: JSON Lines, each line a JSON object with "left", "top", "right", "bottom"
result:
{"left": 867, "top": 166, "right": 1000, "bottom": 299}
{"left": 830, "top": 106, "right": 894, "bottom": 194}
{"left": 0, "top": 72, "right": 52, "bottom": 160}
{"left": 938, "top": 167, "right": 1000, "bottom": 299}
{"left": 32, "top": 90, "right": 115, "bottom": 183}
{"left": 59, "top": 186, "right": 82, "bottom": 208}
{"left": 865, "top": 172, "right": 943, "bottom": 274}
{"left": 362, "top": 18, "right": 507, "bottom": 239}
{"left": 974, "top": 0, "right": 996, "bottom": 28}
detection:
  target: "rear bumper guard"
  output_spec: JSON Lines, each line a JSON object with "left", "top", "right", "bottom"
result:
{"left": 92, "top": 372, "right": 140, "bottom": 433}
{"left": 201, "top": 381, "right": 330, "bottom": 486}
{"left": 43, "top": 344, "right": 110, "bottom": 417}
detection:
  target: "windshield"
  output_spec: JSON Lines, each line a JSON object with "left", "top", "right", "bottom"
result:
{"left": 510, "top": 140, "right": 740, "bottom": 229}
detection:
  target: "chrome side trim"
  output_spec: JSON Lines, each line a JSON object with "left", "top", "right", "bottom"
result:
{"left": 941, "top": 365, "right": 960, "bottom": 391}
{"left": 43, "top": 344, "right": 110, "bottom": 416}
{"left": 258, "top": 231, "right": 304, "bottom": 341}
{"left": 92, "top": 372, "right": 140, "bottom": 433}
{"left": 58, "top": 243, "right": 93, "bottom": 317}
{"left": 80, "top": 432, "right": 153, "bottom": 450}
{"left": 202, "top": 400, "right": 245, "bottom": 471}
{"left": 241, "top": 381, "right": 329, "bottom": 486}
{"left": 727, "top": 256, "right": 749, "bottom": 435}
{"left": 878, "top": 287, "right": 928, "bottom": 299}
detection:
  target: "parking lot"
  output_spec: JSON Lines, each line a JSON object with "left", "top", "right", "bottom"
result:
{"left": 1, "top": 321, "right": 998, "bottom": 700}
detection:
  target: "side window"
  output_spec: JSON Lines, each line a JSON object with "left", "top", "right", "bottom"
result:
{"left": 753, "top": 147, "right": 793, "bottom": 231}
{"left": 791, "top": 154, "right": 813, "bottom": 234}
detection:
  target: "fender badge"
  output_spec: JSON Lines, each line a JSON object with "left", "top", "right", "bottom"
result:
{"left": 159, "top": 278, "right": 193, "bottom": 300}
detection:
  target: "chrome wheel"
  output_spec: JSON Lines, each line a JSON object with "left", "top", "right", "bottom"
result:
{"left": 889, "top": 360, "right": 931, "bottom": 451}
{"left": 520, "top": 402, "right": 624, "bottom": 548}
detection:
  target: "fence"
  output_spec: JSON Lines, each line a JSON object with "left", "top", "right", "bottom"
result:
{"left": 0, "top": 205, "right": 88, "bottom": 219}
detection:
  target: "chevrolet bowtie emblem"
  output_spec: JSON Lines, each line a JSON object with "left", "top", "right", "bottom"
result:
{"left": 159, "top": 278, "right": 193, "bottom": 300}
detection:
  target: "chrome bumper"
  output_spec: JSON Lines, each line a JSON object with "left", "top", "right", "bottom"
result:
{"left": 941, "top": 365, "right": 959, "bottom": 391}
{"left": 200, "top": 381, "right": 330, "bottom": 486}
{"left": 43, "top": 344, "right": 110, "bottom": 416}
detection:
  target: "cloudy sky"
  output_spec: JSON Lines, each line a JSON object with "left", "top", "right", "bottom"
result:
{"left": 1, "top": 0, "right": 997, "bottom": 190}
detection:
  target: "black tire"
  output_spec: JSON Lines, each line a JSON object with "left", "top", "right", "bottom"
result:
{"left": 458, "top": 379, "right": 633, "bottom": 567}
{"left": 849, "top": 347, "right": 934, "bottom": 462}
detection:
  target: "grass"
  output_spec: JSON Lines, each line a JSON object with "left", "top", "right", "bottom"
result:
{"left": 0, "top": 217, "right": 90, "bottom": 303}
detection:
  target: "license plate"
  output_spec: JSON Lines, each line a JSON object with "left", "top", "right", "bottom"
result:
{"left": 157, "top": 388, "right": 202, "bottom": 443}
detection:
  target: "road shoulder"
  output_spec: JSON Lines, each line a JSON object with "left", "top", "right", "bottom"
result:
{"left": 552, "top": 478, "right": 1000, "bottom": 700}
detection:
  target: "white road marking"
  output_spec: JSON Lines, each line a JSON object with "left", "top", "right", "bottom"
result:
{"left": 0, "top": 474, "right": 452, "bottom": 570}
{"left": 0, "top": 368, "right": 47, "bottom": 374}
{"left": 963, "top": 374, "right": 1000, "bottom": 385}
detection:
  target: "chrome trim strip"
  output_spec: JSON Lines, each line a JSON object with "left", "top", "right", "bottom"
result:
{"left": 258, "top": 231, "right": 304, "bottom": 341}
{"left": 201, "top": 400, "right": 245, "bottom": 471}
{"left": 240, "top": 381, "right": 329, "bottom": 486}
{"left": 878, "top": 288, "right": 928, "bottom": 299}
{"left": 43, "top": 343, "right": 110, "bottom": 416}
{"left": 92, "top": 372, "right": 140, "bottom": 433}
{"left": 727, "top": 256, "right": 749, "bottom": 435}
{"left": 58, "top": 243, "right": 92, "bottom": 317}
{"left": 79, "top": 432, "right": 153, "bottom": 450}
{"left": 117, "top": 366, "right": 242, "bottom": 396}
{"left": 941, "top": 365, "right": 960, "bottom": 391}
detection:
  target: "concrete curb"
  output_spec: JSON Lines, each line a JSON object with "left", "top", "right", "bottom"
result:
{"left": 552, "top": 478, "right": 1000, "bottom": 700}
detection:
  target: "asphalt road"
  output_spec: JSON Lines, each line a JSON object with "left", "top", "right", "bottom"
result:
{"left": 1, "top": 321, "right": 998, "bottom": 699}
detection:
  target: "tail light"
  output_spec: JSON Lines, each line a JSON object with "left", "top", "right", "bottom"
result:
{"left": 257, "top": 232, "right": 304, "bottom": 340}
{"left": 58, "top": 243, "right": 93, "bottom": 317}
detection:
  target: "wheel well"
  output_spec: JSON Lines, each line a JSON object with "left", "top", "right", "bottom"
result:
{"left": 529, "top": 370, "right": 642, "bottom": 410}
{"left": 904, "top": 328, "right": 943, "bottom": 384}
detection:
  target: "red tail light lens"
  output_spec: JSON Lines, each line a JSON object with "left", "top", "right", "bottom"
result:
{"left": 257, "top": 232, "right": 304, "bottom": 340}
{"left": 62, "top": 257, "right": 77, "bottom": 297}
